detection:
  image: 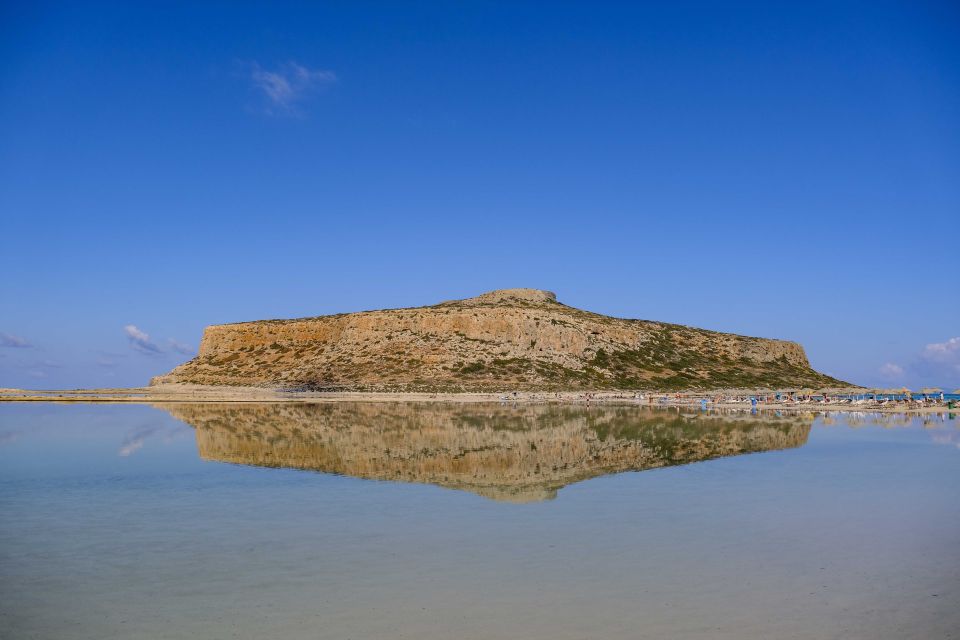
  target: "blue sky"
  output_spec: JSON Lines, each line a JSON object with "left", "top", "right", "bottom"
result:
{"left": 1, "top": 1, "right": 958, "bottom": 390}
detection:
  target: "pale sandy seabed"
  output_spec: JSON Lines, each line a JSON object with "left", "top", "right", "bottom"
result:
{"left": 1, "top": 400, "right": 958, "bottom": 640}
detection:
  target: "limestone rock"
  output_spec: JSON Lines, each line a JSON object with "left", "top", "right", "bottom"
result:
{"left": 151, "top": 288, "right": 845, "bottom": 391}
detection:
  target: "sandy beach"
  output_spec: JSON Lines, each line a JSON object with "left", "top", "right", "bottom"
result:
{"left": 1, "top": 384, "right": 953, "bottom": 414}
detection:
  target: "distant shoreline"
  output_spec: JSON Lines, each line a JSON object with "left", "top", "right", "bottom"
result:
{"left": 0, "top": 385, "right": 954, "bottom": 414}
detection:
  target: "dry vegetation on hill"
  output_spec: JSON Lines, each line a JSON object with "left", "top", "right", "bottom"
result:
{"left": 152, "top": 288, "right": 846, "bottom": 391}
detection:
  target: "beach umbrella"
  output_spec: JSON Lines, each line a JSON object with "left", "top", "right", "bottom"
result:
{"left": 920, "top": 387, "right": 942, "bottom": 394}
{"left": 954, "top": 389, "right": 960, "bottom": 394}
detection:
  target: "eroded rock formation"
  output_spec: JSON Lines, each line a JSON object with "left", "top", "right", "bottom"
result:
{"left": 152, "top": 288, "right": 844, "bottom": 391}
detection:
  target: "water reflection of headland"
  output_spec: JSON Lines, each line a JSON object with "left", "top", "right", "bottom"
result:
{"left": 160, "top": 403, "right": 814, "bottom": 502}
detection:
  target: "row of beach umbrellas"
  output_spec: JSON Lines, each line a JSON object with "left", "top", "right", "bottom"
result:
{"left": 870, "top": 387, "right": 959, "bottom": 396}
{"left": 786, "top": 387, "right": 958, "bottom": 397}
{"left": 705, "top": 388, "right": 959, "bottom": 396}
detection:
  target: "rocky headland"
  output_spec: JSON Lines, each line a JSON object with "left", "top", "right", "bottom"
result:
{"left": 151, "top": 288, "right": 845, "bottom": 392}
{"left": 151, "top": 289, "right": 846, "bottom": 392}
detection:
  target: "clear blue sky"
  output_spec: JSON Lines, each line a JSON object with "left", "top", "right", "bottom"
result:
{"left": 2, "top": 1, "right": 958, "bottom": 390}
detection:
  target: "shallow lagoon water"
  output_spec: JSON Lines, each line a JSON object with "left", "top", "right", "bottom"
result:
{"left": 1, "top": 403, "right": 958, "bottom": 639}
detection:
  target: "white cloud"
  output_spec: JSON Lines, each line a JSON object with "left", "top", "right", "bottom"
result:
{"left": 931, "top": 432, "right": 960, "bottom": 450}
{"left": 118, "top": 422, "right": 190, "bottom": 457}
{"left": 914, "top": 336, "right": 960, "bottom": 380}
{"left": 251, "top": 61, "right": 337, "bottom": 114}
{"left": 124, "top": 325, "right": 162, "bottom": 355}
{"left": 118, "top": 423, "right": 162, "bottom": 456}
{"left": 920, "top": 337, "right": 960, "bottom": 365}
{"left": 0, "top": 332, "right": 31, "bottom": 348}
{"left": 878, "top": 362, "right": 904, "bottom": 379}
{"left": 167, "top": 339, "right": 194, "bottom": 356}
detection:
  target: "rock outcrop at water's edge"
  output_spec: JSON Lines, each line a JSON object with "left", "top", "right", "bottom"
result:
{"left": 152, "top": 288, "right": 846, "bottom": 391}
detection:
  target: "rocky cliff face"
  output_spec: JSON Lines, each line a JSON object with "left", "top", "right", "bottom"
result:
{"left": 152, "top": 288, "right": 844, "bottom": 391}
{"left": 162, "top": 402, "right": 813, "bottom": 502}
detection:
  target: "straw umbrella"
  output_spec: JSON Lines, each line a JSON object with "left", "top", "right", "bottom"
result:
{"left": 874, "top": 388, "right": 901, "bottom": 402}
{"left": 920, "top": 387, "right": 944, "bottom": 402}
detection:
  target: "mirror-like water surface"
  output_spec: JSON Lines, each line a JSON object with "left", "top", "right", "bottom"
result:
{"left": 1, "top": 403, "right": 958, "bottom": 639}
{"left": 175, "top": 402, "right": 815, "bottom": 502}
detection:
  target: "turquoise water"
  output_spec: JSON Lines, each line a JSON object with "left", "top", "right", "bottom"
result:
{"left": 1, "top": 403, "right": 958, "bottom": 639}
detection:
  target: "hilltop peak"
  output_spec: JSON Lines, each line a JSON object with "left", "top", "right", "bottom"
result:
{"left": 445, "top": 288, "right": 558, "bottom": 306}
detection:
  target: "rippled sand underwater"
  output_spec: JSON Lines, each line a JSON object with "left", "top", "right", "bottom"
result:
{"left": 1, "top": 403, "right": 958, "bottom": 639}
